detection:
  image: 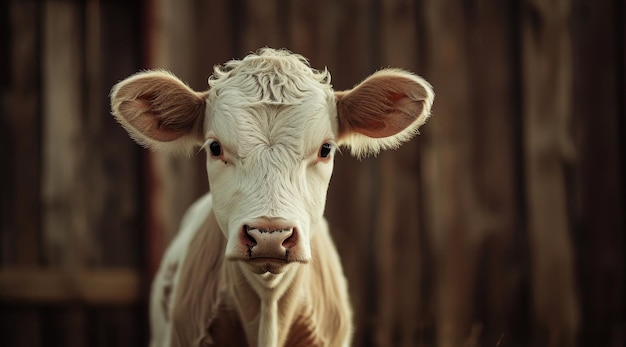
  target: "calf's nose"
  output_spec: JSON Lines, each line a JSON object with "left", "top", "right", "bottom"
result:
{"left": 242, "top": 224, "right": 297, "bottom": 259}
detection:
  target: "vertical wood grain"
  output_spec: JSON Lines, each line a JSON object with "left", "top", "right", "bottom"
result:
{"left": 92, "top": 0, "right": 145, "bottom": 345}
{"left": 463, "top": 2, "right": 527, "bottom": 346}
{"left": 0, "top": 4, "right": 45, "bottom": 342}
{"left": 572, "top": 0, "right": 624, "bottom": 346}
{"left": 146, "top": 0, "right": 209, "bottom": 276}
{"left": 2, "top": 1, "right": 42, "bottom": 266}
{"left": 287, "top": 0, "right": 320, "bottom": 62}
{"left": 195, "top": 0, "right": 234, "bottom": 83}
{"left": 42, "top": 0, "right": 97, "bottom": 268}
{"left": 2, "top": 1, "right": 622, "bottom": 346}
{"left": 376, "top": 1, "right": 424, "bottom": 346}
{"left": 241, "top": 0, "right": 286, "bottom": 52}
{"left": 40, "top": 4, "right": 89, "bottom": 346}
{"left": 421, "top": 0, "right": 481, "bottom": 345}
{"left": 91, "top": 0, "right": 143, "bottom": 269}
{"left": 421, "top": 1, "right": 524, "bottom": 346}
{"left": 521, "top": 0, "right": 579, "bottom": 345}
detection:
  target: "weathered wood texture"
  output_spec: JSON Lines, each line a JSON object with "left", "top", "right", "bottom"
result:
{"left": 571, "top": 0, "right": 625, "bottom": 346}
{"left": 1, "top": 3, "right": 43, "bottom": 347}
{"left": 0, "top": 268, "right": 139, "bottom": 305}
{"left": 422, "top": 1, "right": 525, "bottom": 346}
{"left": 144, "top": 0, "right": 211, "bottom": 277}
{"left": 1, "top": 0, "right": 145, "bottom": 347}
{"left": 522, "top": 1, "right": 580, "bottom": 346}
{"left": 1, "top": 0, "right": 623, "bottom": 346}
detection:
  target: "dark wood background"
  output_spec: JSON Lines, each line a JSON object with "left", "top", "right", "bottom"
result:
{"left": 1, "top": 0, "right": 623, "bottom": 346}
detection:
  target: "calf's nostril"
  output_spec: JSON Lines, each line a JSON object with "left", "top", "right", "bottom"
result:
{"left": 281, "top": 229, "right": 297, "bottom": 249}
{"left": 243, "top": 225, "right": 257, "bottom": 246}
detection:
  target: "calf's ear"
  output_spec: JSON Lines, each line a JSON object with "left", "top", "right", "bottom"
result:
{"left": 335, "top": 69, "right": 434, "bottom": 158}
{"left": 110, "top": 70, "right": 208, "bottom": 155}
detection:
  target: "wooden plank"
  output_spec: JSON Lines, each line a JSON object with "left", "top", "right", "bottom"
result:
{"left": 91, "top": 1, "right": 146, "bottom": 346}
{"left": 145, "top": 0, "right": 209, "bottom": 276}
{"left": 40, "top": 3, "right": 98, "bottom": 346}
{"left": 0, "top": 2, "right": 43, "bottom": 347}
{"left": 195, "top": 0, "right": 234, "bottom": 85}
{"left": 2, "top": 0, "right": 41, "bottom": 266}
{"left": 89, "top": 307, "right": 145, "bottom": 347}
{"left": 571, "top": 1, "right": 624, "bottom": 346}
{"left": 41, "top": 0, "right": 99, "bottom": 268}
{"left": 41, "top": 306, "right": 86, "bottom": 347}
{"left": 40, "top": 0, "right": 142, "bottom": 266}
{"left": 287, "top": 0, "right": 320, "bottom": 61}
{"left": 420, "top": 1, "right": 483, "bottom": 345}
{"left": 0, "top": 306, "right": 42, "bottom": 347}
{"left": 3, "top": 1, "right": 145, "bottom": 346}
{"left": 0, "top": 268, "right": 141, "bottom": 305}
{"left": 420, "top": 0, "right": 524, "bottom": 346}
{"left": 375, "top": 1, "right": 423, "bottom": 346}
{"left": 241, "top": 0, "right": 286, "bottom": 52}
{"left": 87, "top": 0, "right": 143, "bottom": 270}
{"left": 521, "top": 0, "right": 579, "bottom": 345}
{"left": 461, "top": 2, "right": 527, "bottom": 346}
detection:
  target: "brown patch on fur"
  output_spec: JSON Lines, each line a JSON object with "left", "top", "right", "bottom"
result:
{"left": 336, "top": 71, "right": 429, "bottom": 139}
{"left": 160, "top": 261, "right": 179, "bottom": 322}
{"left": 169, "top": 210, "right": 227, "bottom": 347}
{"left": 284, "top": 315, "right": 324, "bottom": 347}
{"left": 202, "top": 298, "right": 247, "bottom": 347}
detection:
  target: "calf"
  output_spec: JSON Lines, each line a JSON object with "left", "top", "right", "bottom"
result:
{"left": 110, "top": 48, "right": 433, "bottom": 347}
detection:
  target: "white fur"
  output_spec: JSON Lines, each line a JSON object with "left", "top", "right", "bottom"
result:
{"left": 111, "top": 48, "right": 433, "bottom": 347}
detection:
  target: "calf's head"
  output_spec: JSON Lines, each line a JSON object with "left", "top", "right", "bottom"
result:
{"left": 111, "top": 48, "right": 433, "bottom": 274}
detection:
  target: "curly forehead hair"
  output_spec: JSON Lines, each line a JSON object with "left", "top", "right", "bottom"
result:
{"left": 208, "top": 48, "right": 333, "bottom": 105}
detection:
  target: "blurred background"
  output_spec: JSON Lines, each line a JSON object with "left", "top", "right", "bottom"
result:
{"left": 1, "top": 0, "right": 624, "bottom": 346}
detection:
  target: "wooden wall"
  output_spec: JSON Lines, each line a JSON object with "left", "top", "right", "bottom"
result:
{"left": 1, "top": 1, "right": 146, "bottom": 347}
{"left": 1, "top": 0, "right": 624, "bottom": 346}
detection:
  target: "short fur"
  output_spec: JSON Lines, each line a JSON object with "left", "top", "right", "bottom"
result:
{"left": 111, "top": 48, "right": 433, "bottom": 347}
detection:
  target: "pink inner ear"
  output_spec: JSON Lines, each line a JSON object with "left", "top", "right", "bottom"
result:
{"left": 356, "top": 111, "right": 415, "bottom": 139}
{"left": 336, "top": 71, "right": 432, "bottom": 141}
{"left": 120, "top": 99, "right": 187, "bottom": 142}
{"left": 388, "top": 92, "right": 407, "bottom": 102}
{"left": 357, "top": 119, "right": 387, "bottom": 137}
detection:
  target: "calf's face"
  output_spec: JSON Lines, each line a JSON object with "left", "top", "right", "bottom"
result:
{"left": 110, "top": 49, "right": 433, "bottom": 274}
{"left": 205, "top": 78, "right": 336, "bottom": 271}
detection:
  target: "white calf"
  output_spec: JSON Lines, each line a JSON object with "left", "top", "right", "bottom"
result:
{"left": 110, "top": 48, "right": 433, "bottom": 347}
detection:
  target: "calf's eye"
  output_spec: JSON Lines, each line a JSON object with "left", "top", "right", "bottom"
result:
{"left": 209, "top": 141, "right": 222, "bottom": 157}
{"left": 319, "top": 143, "right": 332, "bottom": 158}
